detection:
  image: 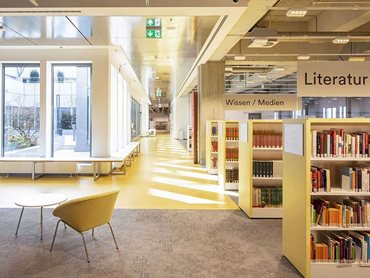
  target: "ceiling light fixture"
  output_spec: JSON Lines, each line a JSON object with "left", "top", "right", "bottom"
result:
{"left": 286, "top": 8, "right": 307, "bottom": 17}
{"left": 225, "top": 67, "right": 233, "bottom": 71}
{"left": 234, "top": 55, "right": 246, "bottom": 61}
{"left": 275, "top": 67, "right": 285, "bottom": 72}
{"left": 332, "top": 37, "right": 350, "bottom": 44}
{"left": 348, "top": 56, "right": 366, "bottom": 62}
{"left": 28, "top": 0, "right": 39, "bottom": 7}
{"left": 156, "top": 76, "right": 160, "bottom": 80}
{"left": 297, "top": 55, "right": 311, "bottom": 61}
{"left": 248, "top": 38, "right": 278, "bottom": 48}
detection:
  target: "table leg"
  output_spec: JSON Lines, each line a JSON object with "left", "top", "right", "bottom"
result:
{"left": 40, "top": 206, "right": 43, "bottom": 241}
{"left": 15, "top": 207, "right": 25, "bottom": 236}
{"left": 32, "top": 162, "right": 35, "bottom": 180}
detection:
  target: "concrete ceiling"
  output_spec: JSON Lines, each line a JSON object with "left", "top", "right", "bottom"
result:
{"left": 225, "top": 0, "right": 370, "bottom": 94}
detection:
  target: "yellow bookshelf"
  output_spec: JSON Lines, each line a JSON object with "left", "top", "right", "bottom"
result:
{"left": 239, "top": 120, "right": 283, "bottom": 218}
{"left": 206, "top": 121, "right": 222, "bottom": 175}
{"left": 283, "top": 118, "right": 370, "bottom": 278}
{"left": 218, "top": 121, "right": 241, "bottom": 190}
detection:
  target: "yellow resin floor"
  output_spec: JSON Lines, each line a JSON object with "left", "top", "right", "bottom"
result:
{"left": 0, "top": 135, "right": 239, "bottom": 210}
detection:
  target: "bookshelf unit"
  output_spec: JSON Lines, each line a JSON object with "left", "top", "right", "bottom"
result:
{"left": 187, "top": 125, "right": 192, "bottom": 152}
{"left": 218, "top": 121, "right": 240, "bottom": 190}
{"left": 206, "top": 121, "right": 222, "bottom": 175}
{"left": 283, "top": 118, "right": 370, "bottom": 278}
{"left": 239, "top": 120, "right": 283, "bottom": 218}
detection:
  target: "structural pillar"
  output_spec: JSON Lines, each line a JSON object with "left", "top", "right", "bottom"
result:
{"left": 197, "top": 61, "right": 225, "bottom": 165}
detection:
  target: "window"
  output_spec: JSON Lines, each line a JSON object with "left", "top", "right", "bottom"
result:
{"left": 131, "top": 98, "right": 141, "bottom": 139}
{"left": 52, "top": 64, "right": 91, "bottom": 157}
{"left": 2, "top": 64, "right": 41, "bottom": 157}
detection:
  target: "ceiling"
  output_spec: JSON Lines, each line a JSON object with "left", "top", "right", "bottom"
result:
{"left": 225, "top": 0, "right": 370, "bottom": 94}
{"left": 0, "top": 15, "right": 218, "bottom": 108}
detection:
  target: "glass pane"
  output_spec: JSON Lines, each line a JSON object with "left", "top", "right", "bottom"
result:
{"left": 131, "top": 98, "right": 141, "bottom": 139}
{"left": 3, "top": 65, "right": 41, "bottom": 157}
{"left": 53, "top": 65, "right": 91, "bottom": 157}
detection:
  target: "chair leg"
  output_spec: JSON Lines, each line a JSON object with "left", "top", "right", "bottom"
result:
{"left": 92, "top": 228, "right": 94, "bottom": 237}
{"left": 107, "top": 222, "right": 119, "bottom": 250}
{"left": 15, "top": 207, "right": 25, "bottom": 236}
{"left": 50, "top": 220, "right": 62, "bottom": 252}
{"left": 81, "top": 233, "right": 90, "bottom": 263}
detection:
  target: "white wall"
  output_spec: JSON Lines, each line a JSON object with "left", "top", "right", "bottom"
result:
{"left": 173, "top": 95, "right": 191, "bottom": 140}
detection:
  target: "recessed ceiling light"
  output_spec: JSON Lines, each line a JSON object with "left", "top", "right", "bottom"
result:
{"left": 28, "top": 0, "right": 39, "bottom": 7}
{"left": 297, "top": 55, "right": 310, "bottom": 61}
{"left": 166, "top": 26, "right": 176, "bottom": 31}
{"left": 332, "top": 37, "right": 350, "bottom": 44}
{"left": 156, "top": 76, "right": 160, "bottom": 80}
{"left": 348, "top": 56, "right": 366, "bottom": 62}
{"left": 248, "top": 38, "right": 279, "bottom": 48}
{"left": 275, "top": 67, "right": 285, "bottom": 72}
{"left": 286, "top": 8, "right": 307, "bottom": 17}
{"left": 225, "top": 67, "right": 233, "bottom": 71}
{"left": 234, "top": 55, "right": 246, "bottom": 61}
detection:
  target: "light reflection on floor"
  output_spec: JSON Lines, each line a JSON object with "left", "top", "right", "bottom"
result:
{"left": 0, "top": 135, "right": 239, "bottom": 210}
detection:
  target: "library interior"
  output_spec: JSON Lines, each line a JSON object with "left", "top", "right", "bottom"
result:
{"left": 1, "top": 1, "right": 370, "bottom": 277}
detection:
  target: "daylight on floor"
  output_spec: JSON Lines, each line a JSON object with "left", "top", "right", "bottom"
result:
{"left": 1, "top": 1, "right": 370, "bottom": 277}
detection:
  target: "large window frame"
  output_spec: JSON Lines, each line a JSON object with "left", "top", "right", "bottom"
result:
{"left": 51, "top": 63, "right": 92, "bottom": 157}
{"left": 1, "top": 63, "right": 41, "bottom": 157}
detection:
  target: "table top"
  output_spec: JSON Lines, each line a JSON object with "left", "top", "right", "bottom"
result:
{"left": 15, "top": 193, "right": 67, "bottom": 207}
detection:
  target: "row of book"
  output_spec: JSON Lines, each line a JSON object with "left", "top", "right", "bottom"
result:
{"left": 311, "top": 166, "right": 331, "bottom": 192}
{"left": 311, "top": 232, "right": 370, "bottom": 263}
{"left": 341, "top": 167, "right": 370, "bottom": 192}
{"left": 226, "top": 148, "right": 238, "bottom": 161}
{"left": 311, "top": 129, "right": 370, "bottom": 158}
{"left": 253, "top": 160, "right": 282, "bottom": 178}
{"left": 211, "top": 126, "right": 218, "bottom": 136}
{"left": 211, "top": 140, "right": 218, "bottom": 152}
{"left": 226, "top": 127, "right": 239, "bottom": 140}
{"left": 311, "top": 166, "right": 370, "bottom": 192}
{"left": 311, "top": 198, "right": 370, "bottom": 227}
{"left": 211, "top": 157, "right": 218, "bottom": 168}
{"left": 225, "top": 168, "right": 238, "bottom": 183}
{"left": 253, "top": 134, "right": 282, "bottom": 149}
{"left": 253, "top": 187, "right": 282, "bottom": 208}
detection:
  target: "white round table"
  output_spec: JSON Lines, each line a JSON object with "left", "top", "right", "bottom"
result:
{"left": 15, "top": 193, "right": 67, "bottom": 240}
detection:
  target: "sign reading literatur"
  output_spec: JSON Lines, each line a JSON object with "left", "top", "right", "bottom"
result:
{"left": 224, "top": 94, "right": 300, "bottom": 111}
{"left": 297, "top": 61, "right": 370, "bottom": 97}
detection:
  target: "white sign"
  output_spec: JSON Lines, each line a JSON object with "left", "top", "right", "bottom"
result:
{"left": 284, "top": 124, "right": 304, "bottom": 156}
{"left": 224, "top": 94, "right": 300, "bottom": 111}
{"left": 297, "top": 61, "right": 370, "bottom": 97}
{"left": 239, "top": 122, "right": 248, "bottom": 142}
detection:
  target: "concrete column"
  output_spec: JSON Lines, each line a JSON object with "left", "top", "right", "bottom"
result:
{"left": 198, "top": 61, "right": 225, "bottom": 165}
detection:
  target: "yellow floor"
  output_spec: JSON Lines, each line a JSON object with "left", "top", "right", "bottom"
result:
{"left": 0, "top": 135, "right": 239, "bottom": 209}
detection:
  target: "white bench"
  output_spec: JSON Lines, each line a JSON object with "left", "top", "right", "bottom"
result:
{"left": 0, "top": 141, "right": 141, "bottom": 181}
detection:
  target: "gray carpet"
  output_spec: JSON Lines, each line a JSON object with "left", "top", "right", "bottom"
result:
{"left": 0, "top": 208, "right": 302, "bottom": 278}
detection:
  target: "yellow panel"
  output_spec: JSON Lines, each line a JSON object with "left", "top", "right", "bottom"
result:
{"left": 282, "top": 119, "right": 310, "bottom": 277}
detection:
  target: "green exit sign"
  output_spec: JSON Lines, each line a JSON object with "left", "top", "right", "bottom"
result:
{"left": 146, "top": 29, "right": 162, "bottom": 39}
{"left": 146, "top": 18, "right": 161, "bottom": 27}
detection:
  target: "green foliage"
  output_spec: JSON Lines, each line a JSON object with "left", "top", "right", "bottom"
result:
{"left": 60, "top": 112, "right": 75, "bottom": 129}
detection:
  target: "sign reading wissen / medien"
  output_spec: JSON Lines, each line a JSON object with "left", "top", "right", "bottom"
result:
{"left": 297, "top": 61, "right": 370, "bottom": 97}
{"left": 224, "top": 94, "right": 300, "bottom": 111}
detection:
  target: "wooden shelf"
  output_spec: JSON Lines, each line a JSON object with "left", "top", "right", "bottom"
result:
{"left": 211, "top": 152, "right": 218, "bottom": 154}
{"left": 226, "top": 160, "right": 239, "bottom": 163}
{"left": 311, "top": 157, "right": 370, "bottom": 161}
{"left": 311, "top": 262, "right": 370, "bottom": 278}
{"left": 226, "top": 139, "right": 239, "bottom": 142}
{"left": 311, "top": 190, "right": 370, "bottom": 196}
{"left": 253, "top": 147, "right": 282, "bottom": 151}
{"left": 311, "top": 226, "right": 370, "bottom": 231}
{"left": 253, "top": 177, "right": 282, "bottom": 181}
{"left": 225, "top": 182, "right": 239, "bottom": 190}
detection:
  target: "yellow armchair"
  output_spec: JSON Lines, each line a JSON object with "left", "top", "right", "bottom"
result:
{"left": 50, "top": 190, "right": 120, "bottom": 263}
